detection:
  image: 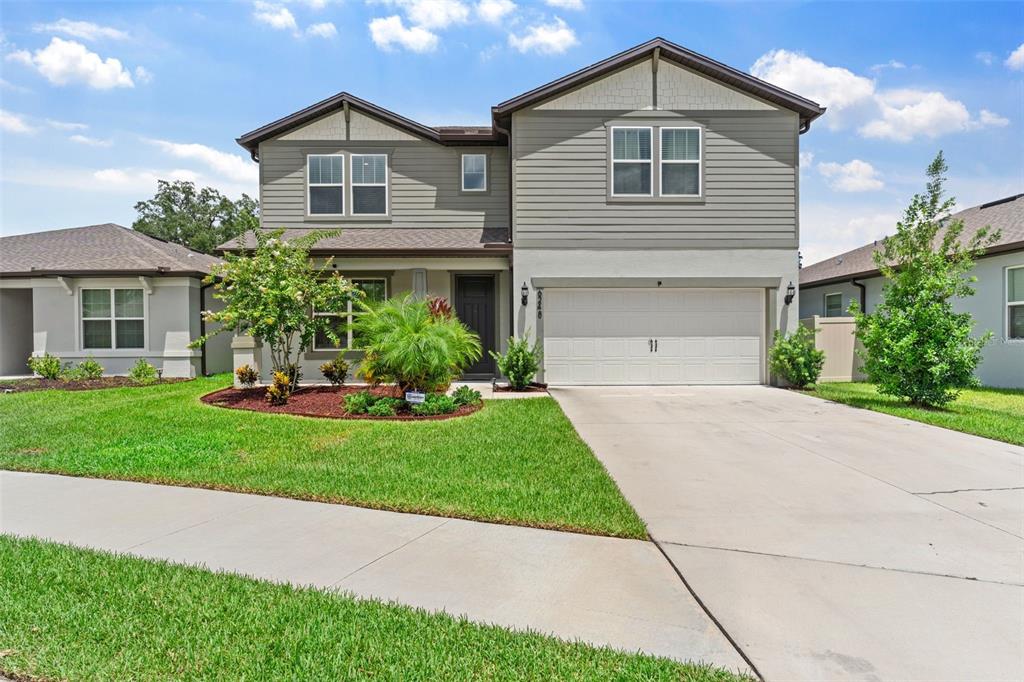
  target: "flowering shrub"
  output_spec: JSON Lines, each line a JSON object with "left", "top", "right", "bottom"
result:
{"left": 27, "top": 353, "right": 64, "bottom": 380}
{"left": 129, "top": 359, "right": 158, "bottom": 386}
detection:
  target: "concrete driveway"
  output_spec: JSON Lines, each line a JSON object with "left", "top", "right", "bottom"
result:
{"left": 551, "top": 386, "right": 1024, "bottom": 681}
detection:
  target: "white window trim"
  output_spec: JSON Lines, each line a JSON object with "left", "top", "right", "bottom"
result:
{"left": 312, "top": 277, "right": 388, "bottom": 351}
{"left": 610, "top": 126, "right": 653, "bottom": 198}
{"left": 659, "top": 126, "right": 702, "bottom": 198}
{"left": 350, "top": 154, "right": 389, "bottom": 216}
{"left": 461, "top": 153, "right": 487, "bottom": 192}
{"left": 307, "top": 153, "right": 345, "bottom": 217}
{"left": 80, "top": 287, "right": 148, "bottom": 352}
{"left": 824, "top": 292, "right": 843, "bottom": 318}
{"left": 1007, "top": 264, "right": 1024, "bottom": 341}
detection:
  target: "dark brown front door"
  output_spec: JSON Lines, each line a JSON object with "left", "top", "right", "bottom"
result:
{"left": 454, "top": 274, "right": 496, "bottom": 375}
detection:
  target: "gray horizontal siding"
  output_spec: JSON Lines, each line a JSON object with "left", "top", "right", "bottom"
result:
{"left": 512, "top": 110, "right": 798, "bottom": 248}
{"left": 259, "top": 140, "right": 509, "bottom": 230}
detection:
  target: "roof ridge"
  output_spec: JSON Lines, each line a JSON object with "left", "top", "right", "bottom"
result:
{"left": 117, "top": 224, "right": 213, "bottom": 269}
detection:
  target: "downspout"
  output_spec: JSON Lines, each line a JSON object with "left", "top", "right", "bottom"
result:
{"left": 199, "top": 280, "right": 214, "bottom": 376}
{"left": 851, "top": 278, "right": 866, "bottom": 313}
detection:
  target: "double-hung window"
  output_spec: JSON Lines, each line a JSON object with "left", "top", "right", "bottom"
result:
{"left": 611, "top": 127, "right": 652, "bottom": 196}
{"left": 351, "top": 154, "right": 388, "bottom": 216}
{"left": 824, "top": 293, "right": 843, "bottom": 318}
{"left": 461, "top": 154, "right": 487, "bottom": 191}
{"left": 1008, "top": 265, "right": 1024, "bottom": 340}
{"left": 82, "top": 288, "right": 145, "bottom": 349}
{"left": 660, "top": 127, "right": 701, "bottom": 197}
{"left": 308, "top": 154, "right": 345, "bottom": 216}
{"left": 313, "top": 278, "right": 388, "bottom": 350}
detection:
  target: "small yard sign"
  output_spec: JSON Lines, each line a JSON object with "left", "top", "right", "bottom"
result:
{"left": 405, "top": 391, "right": 426, "bottom": 404}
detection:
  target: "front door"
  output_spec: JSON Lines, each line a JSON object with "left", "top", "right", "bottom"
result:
{"left": 454, "top": 274, "right": 496, "bottom": 376}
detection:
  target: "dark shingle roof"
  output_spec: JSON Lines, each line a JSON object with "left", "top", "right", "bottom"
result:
{"left": 219, "top": 227, "right": 511, "bottom": 255}
{"left": 0, "top": 223, "right": 222, "bottom": 277}
{"left": 801, "top": 194, "right": 1024, "bottom": 287}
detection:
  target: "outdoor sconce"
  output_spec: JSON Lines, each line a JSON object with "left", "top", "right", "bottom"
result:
{"left": 784, "top": 281, "right": 796, "bottom": 306}
{"left": 521, "top": 282, "right": 529, "bottom": 306}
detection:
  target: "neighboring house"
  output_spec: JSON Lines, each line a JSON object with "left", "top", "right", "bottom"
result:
{"left": 0, "top": 223, "right": 231, "bottom": 378}
{"left": 226, "top": 37, "right": 824, "bottom": 385}
{"left": 799, "top": 194, "right": 1024, "bottom": 388}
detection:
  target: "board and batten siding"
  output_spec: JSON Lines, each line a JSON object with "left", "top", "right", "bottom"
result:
{"left": 258, "top": 115, "right": 508, "bottom": 230}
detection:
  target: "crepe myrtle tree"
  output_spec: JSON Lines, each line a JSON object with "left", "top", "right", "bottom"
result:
{"left": 851, "top": 152, "right": 1000, "bottom": 407}
{"left": 191, "top": 229, "right": 357, "bottom": 378}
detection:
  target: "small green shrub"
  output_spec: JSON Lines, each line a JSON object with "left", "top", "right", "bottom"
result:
{"left": 489, "top": 334, "right": 541, "bottom": 390}
{"left": 265, "top": 371, "right": 291, "bottom": 405}
{"left": 129, "top": 359, "right": 159, "bottom": 386}
{"left": 343, "top": 390, "right": 375, "bottom": 415}
{"left": 769, "top": 326, "right": 825, "bottom": 388}
{"left": 411, "top": 393, "right": 457, "bottom": 416}
{"left": 235, "top": 364, "right": 259, "bottom": 388}
{"left": 319, "top": 354, "right": 349, "bottom": 386}
{"left": 27, "top": 353, "right": 64, "bottom": 380}
{"left": 367, "top": 397, "right": 403, "bottom": 417}
{"left": 75, "top": 356, "right": 104, "bottom": 380}
{"left": 451, "top": 385, "right": 482, "bottom": 407}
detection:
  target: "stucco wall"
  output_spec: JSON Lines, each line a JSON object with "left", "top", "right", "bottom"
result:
{"left": 0, "top": 288, "right": 33, "bottom": 375}
{"left": 800, "top": 249, "right": 1024, "bottom": 388}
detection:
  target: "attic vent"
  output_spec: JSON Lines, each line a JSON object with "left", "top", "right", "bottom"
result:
{"left": 980, "top": 193, "right": 1024, "bottom": 210}
{"left": 836, "top": 256, "right": 844, "bottom": 265}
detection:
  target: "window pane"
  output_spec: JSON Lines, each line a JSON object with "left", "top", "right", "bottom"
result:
{"left": 115, "top": 289, "right": 144, "bottom": 318}
{"left": 82, "top": 289, "right": 111, "bottom": 318}
{"left": 352, "top": 155, "right": 386, "bottom": 184}
{"left": 1010, "top": 306, "right": 1024, "bottom": 340}
{"left": 315, "top": 315, "right": 347, "bottom": 349}
{"left": 115, "top": 319, "right": 145, "bottom": 348}
{"left": 825, "top": 294, "right": 842, "bottom": 317}
{"left": 310, "top": 186, "right": 344, "bottom": 214}
{"left": 613, "top": 162, "right": 651, "bottom": 194}
{"left": 662, "top": 163, "right": 699, "bottom": 196}
{"left": 463, "top": 171, "right": 485, "bottom": 190}
{"left": 662, "top": 129, "right": 700, "bottom": 161}
{"left": 309, "top": 155, "right": 343, "bottom": 185}
{"left": 353, "top": 186, "right": 387, "bottom": 215}
{"left": 355, "top": 279, "right": 387, "bottom": 302}
{"left": 1009, "top": 268, "right": 1024, "bottom": 303}
{"left": 612, "top": 128, "right": 651, "bottom": 160}
{"left": 83, "top": 319, "right": 112, "bottom": 348}
{"left": 463, "top": 154, "right": 485, "bottom": 173}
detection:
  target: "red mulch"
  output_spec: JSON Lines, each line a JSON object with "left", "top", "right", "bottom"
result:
{"left": 493, "top": 382, "right": 548, "bottom": 394}
{"left": 1, "top": 377, "right": 190, "bottom": 393}
{"left": 201, "top": 384, "right": 483, "bottom": 421}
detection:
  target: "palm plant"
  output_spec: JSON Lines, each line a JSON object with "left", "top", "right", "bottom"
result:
{"left": 351, "top": 294, "right": 481, "bottom": 392}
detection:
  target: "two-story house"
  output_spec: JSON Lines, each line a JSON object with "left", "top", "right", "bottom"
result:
{"left": 227, "top": 37, "right": 824, "bottom": 385}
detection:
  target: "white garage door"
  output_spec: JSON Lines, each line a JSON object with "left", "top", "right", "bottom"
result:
{"left": 543, "top": 288, "right": 764, "bottom": 385}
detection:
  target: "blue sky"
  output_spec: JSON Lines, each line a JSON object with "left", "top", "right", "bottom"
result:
{"left": 1, "top": 0, "right": 1021, "bottom": 264}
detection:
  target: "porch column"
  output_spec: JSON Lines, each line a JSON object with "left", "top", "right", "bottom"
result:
{"left": 230, "top": 334, "right": 262, "bottom": 387}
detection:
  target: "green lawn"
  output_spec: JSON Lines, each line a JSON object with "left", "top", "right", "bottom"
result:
{"left": 0, "top": 375, "right": 645, "bottom": 539}
{"left": 0, "top": 536, "right": 746, "bottom": 682}
{"left": 807, "top": 382, "right": 1024, "bottom": 446}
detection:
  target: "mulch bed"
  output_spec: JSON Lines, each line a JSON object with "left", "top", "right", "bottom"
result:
{"left": 201, "top": 384, "right": 483, "bottom": 421}
{"left": 493, "top": 382, "right": 548, "bottom": 394}
{"left": 1, "top": 377, "right": 190, "bottom": 394}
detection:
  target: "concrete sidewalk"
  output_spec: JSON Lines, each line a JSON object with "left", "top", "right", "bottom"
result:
{"left": 0, "top": 470, "right": 749, "bottom": 673}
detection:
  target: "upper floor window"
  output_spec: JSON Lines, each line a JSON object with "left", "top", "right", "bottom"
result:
{"left": 611, "top": 127, "right": 652, "bottom": 196}
{"left": 1008, "top": 265, "right": 1024, "bottom": 340}
{"left": 308, "top": 154, "right": 344, "bottom": 216}
{"left": 661, "top": 128, "right": 701, "bottom": 197}
{"left": 462, "top": 154, "right": 487, "bottom": 191}
{"left": 824, "top": 292, "right": 843, "bottom": 318}
{"left": 82, "top": 288, "right": 145, "bottom": 349}
{"left": 351, "top": 155, "right": 388, "bottom": 215}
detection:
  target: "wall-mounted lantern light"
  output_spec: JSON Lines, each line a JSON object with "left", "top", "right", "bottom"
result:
{"left": 521, "top": 282, "right": 529, "bottom": 306}
{"left": 784, "top": 281, "right": 796, "bottom": 306}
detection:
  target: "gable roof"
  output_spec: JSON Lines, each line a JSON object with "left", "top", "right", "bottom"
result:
{"left": 800, "top": 194, "right": 1024, "bottom": 288}
{"left": 0, "top": 223, "right": 222, "bottom": 277}
{"left": 492, "top": 37, "right": 826, "bottom": 131}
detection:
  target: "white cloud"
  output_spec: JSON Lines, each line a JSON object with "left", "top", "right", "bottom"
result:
{"left": 253, "top": 2, "right": 298, "bottom": 32}
{"left": 544, "top": 0, "right": 583, "bottom": 9}
{"left": 69, "top": 134, "right": 112, "bottom": 147}
{"left": 403, "top": 0, "right": 470, "bottom": 29}
{"left": 6, "top": 37, "right": 134, "bottom": 89}
{"left": 859, "top": 89, "right": 1005, "bottom": 141}
{"left": 147, "top": 139, "right": 258, "bottom": 185}
{"left": 869, "top": 59, "right": 906, "bottom": 72}
{"left": 369, "top": 16, "right": 439, "bottom": 52}
{"left": 476, "top": 0, "right": 515, "bottom": 24}
{"left": 817, "top": 159, "right": 884, "bottom": 192}
{"left": 46, "top": 118, "right": 87, "bottom": 130}
{"left": 508, "top": 17, "right": 577, "bottom": 55}
{"left": 977, "top": 109, "right": 1009, "bottom": 127}
{"left": 975, "top": 51, "right": 995, "bottom": 66}
{"left": 134, "top": 65, "right": 153, "bottom": 84}
{"left": 0, "top": 109, "right": 37, "bottom": 134}
{"left": 800, "top": 203, "right": 899, "bottom": 266}
{"left": 305, "top": 22, "right": 337, "bottom": 38}
{"left": 799, "top": 151, "right": 814, "bottom": 175}
{"left": 33, "top": 19, "right": 129, "bottom": 42}
{"left": 1006, "top": 43, "right": 1024, "bottom": 71}
{"left": 289, "top": 0, "right": 333, "bottom": 8}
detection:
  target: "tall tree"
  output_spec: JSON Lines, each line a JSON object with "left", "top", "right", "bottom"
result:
{"left": 852, "top": 151, "right": 1000, "bottom": 407}
{"left": 132, "top": 180, "right": 259, "bottom": 254}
